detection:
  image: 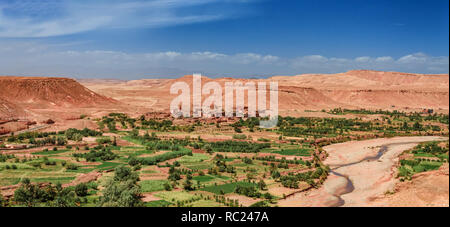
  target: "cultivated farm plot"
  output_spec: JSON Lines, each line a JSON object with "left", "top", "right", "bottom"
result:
{"left": 271, "top": 148, "right": 311, "bottom": 156}
{"left": 0, "top": 168, "right": 79, "bottom": 186}
{"left": 154, "top": 191, "right": 200, "bottom": 202}
{"left": 140, "top": 180, "right": 169, "bottom": 193}
{"left": 178, "top": 153, "right": 210, "bottom": 163}
{"left": 145, "top": 200, "right": 173, "bottom": 207}
{"left": 201, "top": 181, "right": 257, "bottom": 194}
{"left": 189, "top": 199, "right": 223, "bottom": 207}
{"left": 397, "top": 141, "right": 449, "bottom": 179}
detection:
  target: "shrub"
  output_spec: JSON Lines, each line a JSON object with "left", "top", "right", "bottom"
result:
{"left": 66, "top": 163, "right": 79, "bottom": 170}
{"left": 75, "top": 183, "right": 89, "bottom": 197}
{"left": 97, "top": 166, "right": 143, "bottom": 207}
{"left": 232, "top": 134, "right": 247, "bottom": 140}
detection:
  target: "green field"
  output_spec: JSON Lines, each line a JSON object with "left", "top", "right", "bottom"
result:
{"left": 140, "top": 180, "right": 169, "bottom": 192}
{"left": 145, "top": 200, "right": 173, "bottom": 207}
{"left": 178, "top": 153, "right": 210, "bottom": 163}
{"left": 192, "top": 175, "right": 215, "bottom": 182}
{"left": 31, "top": 176, "right": 76, "bottom": 184}
{"left": 272, "top": 148, "right": 311, "bottom": 156}
{"left": 154, "top": 191, "right": 200, "bottom": 202}
{"left": 201, "top": 181, "right": 257, "bottom": 194}
{"left": 32, "top": 149, "right": 72, "bottom": 155}
{"left": 398, "top": 141, "right": 449, "bottom": 180}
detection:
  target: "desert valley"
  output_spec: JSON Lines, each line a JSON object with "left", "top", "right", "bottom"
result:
{"left": 0, "top": 70, "right": 448, "bottom": 207}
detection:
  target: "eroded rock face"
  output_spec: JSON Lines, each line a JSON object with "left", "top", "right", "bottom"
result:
{"left": 0, "top": 97, "right": 25, "bottom": 119}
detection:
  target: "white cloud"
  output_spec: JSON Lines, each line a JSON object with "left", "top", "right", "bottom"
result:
{"left": 303, "top": 55, "right": 329, "bottom": 63}
{"left": 397, "top": 52, "right": 428, "bottom": 64}
{"left": 0, "top": 41, "right": 448, "bottom": 78}
{"left": 230, "top": 53, "right": 280, "bottom": 64}
{"left": 289, "top": 53, "right": 449, "bottom": 75}
{"left": 395, "top": 53, "right": 449, "bottom": 73}
{"left": 188, "top": 52, "right": 227, "bottom": 60}
{"left": 375, "top": 56, "right": 394, "bottom": 62}
{"left": 0, "top": 0, "right": 255, "bottom": 37}
{"left": 355, "top": 56, "right": 371, "bottom": 63}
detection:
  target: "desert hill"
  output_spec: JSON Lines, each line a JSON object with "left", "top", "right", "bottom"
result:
{"left": 1, "top": 70, "right": 447, "bottom": 122}
{"left": 0, "top": 76, "right": 121, "bottom": 129}
{"left": 0, "top": 76, "right": 117, "bottom": 109}
{"left": 81, "top": 70, "right": 449, "bottom": 115}
{"left": 271, "top": 70, "right": 449, "bottom": 111}
{"left": 271, "top": 70, "right": 449, "bottom": 90}
{"left": 0, "top": 97, "right": 25, "bottom": 119}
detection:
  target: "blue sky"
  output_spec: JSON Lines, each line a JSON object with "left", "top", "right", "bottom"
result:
{"left": 0, "top": 0, "right": 448, "bottom": 79}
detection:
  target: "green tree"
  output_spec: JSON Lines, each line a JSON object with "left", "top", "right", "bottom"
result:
{"left": 75, "top": 183, "right": 88, "bottom": 197}
{"left": 183, "top": 173, "right": 194, "bottom": 191}
{"left": 258, "top": 179, "right": 267, "bottom": 190}
{"left": 97, "top": 166, "right": 144, "bottom": 207}
{"left": 98, "top": 121, "right": 105, "bottom": 131}
{"left": 52, "top": 183, "right": 79, "bottom": 207}
{"left": 14, "top": 178, "right": 44, "bottom": 207}
{"left": 0, "top": 193, "right": 6, "bottom": 207}
{"left": 72, "top": 133, "right": 83, "bottom": 142}
{"left": 112, "top": 136, "right": 117, "bottom": 146}
{"left": 56, "top": 137, "right": 67, "bottom": 146}
{"left": 107, "top": 121, "right": 117, "bottom": 132}
{"left": 10, "top": 179, "right": 83, "bottom": 207}
{"left": 413, "top": 121, "right": 422, "bottom": 130}
{"left": 164, "top": 182, "right": 172, "bottom": 191}
{"left": 402, "top": 121, "right": 409, "bottom": 130}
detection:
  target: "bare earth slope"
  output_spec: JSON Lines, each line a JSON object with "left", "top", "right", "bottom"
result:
{"left": 370, "top": 163, "right": 449, "bottom": 207}
{"left": 81, "top": 70, "right": 449, "bottom": 115}
{"left": 2, "top": 70, "right": 447, "bottom": 123}
{"left": 0, "top": 76, "right": 117, "bottom": 109}
{"left": 0, "top": 97, "right": 25, "bottom": 119}
{"left": 271, "top": 70, "right": 449, "bottom": 110}
{"left": 0, "top": 76, "right": 121, "bottom": 131}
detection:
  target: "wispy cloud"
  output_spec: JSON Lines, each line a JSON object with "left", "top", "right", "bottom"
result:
{"left": 0, "top": 41, "right": 448, "bottom": 78}
{"left": 0, "top": 0, "right": 255, "bottom": 37}
{"left": 289, "top": 53, "right": 449, "bottom": 75}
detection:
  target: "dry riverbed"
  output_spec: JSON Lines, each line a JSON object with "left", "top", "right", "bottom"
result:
{"left": 278, "top": 136, "right": 448, "bottom": 207}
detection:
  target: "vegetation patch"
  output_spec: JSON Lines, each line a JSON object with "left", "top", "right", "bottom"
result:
{"left": 140, "top": 180, "right": 169, "bottom": 193}
{"left": 154, "top": 191, "right": 198, "bottom": 202}
{"left": 145, "top": 200, "right": 172, "bottom": 207}
{"left": 272, "top": 148, "right": 311, "bottom": 156}
{"left": 397, "top": 141, "right": 449, "bottom": 181}
{"left": 178, "top": 153, "right": 209, "bottom": 164}
{"left": 201, "top": 181, "right": 257, "bottom": 195}
{"left": 192, "top": 175, "right": 215, "bottom": 182}
{"left": 32, "top": 149, "right": 71, "bottom": 155}
{"left": 31, "top": 176, "right": 76, "bottom": 184}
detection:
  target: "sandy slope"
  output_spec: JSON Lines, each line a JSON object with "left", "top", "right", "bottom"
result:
{"left": 277, "top": 136, "right": 449, "bottom": 207}
{"left": 2, "top": 70, "right": 448, "bottom": 122}
{"left": 369, "top": 163, "right": 449, "bottom": 207}
{"left": 81, "top": 70, "right": 449, "bottom": 114}
{"left": 0, "top": 76, "right": 117, "bottom": 108}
